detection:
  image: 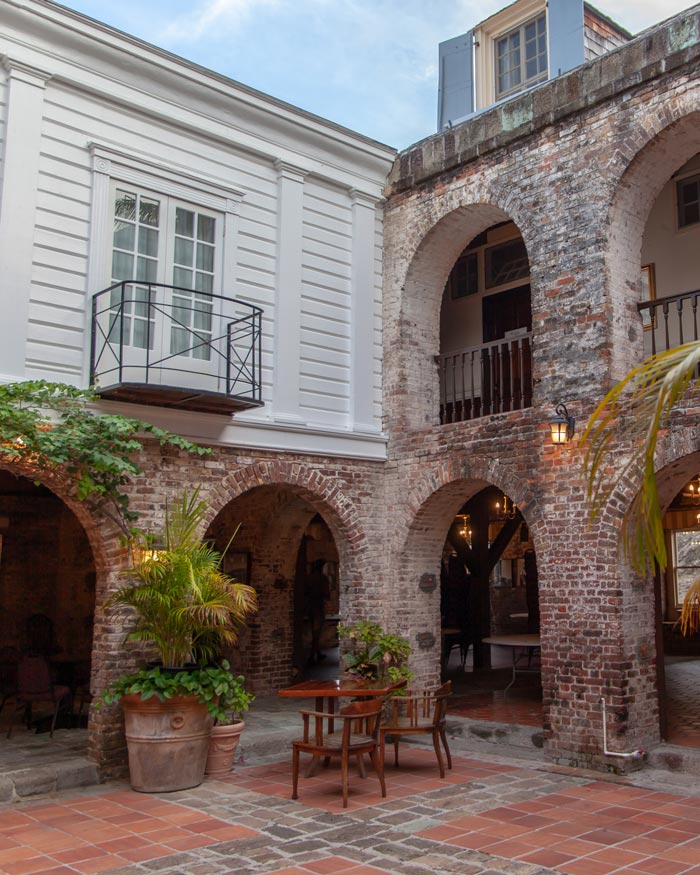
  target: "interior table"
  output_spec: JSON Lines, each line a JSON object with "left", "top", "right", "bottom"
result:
{"left": 482, "top": 634, "right": 541, "bottom": 696}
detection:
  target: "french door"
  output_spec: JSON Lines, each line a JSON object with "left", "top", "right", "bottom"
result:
{"left": 108, "top": 185, "right": 223, "bottom": 389}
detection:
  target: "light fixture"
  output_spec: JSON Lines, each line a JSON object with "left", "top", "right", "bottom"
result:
{"left": 494, "top": 494, "right": 518, "bottom": 521}
{"left": 683, "top": 476, "right": 700, "bottom": 503}
{"left": 455, "top": 514, "right": 472, "bottom": 546}
{"left": 549, "top": 403, "right": 575, "bottom": 445}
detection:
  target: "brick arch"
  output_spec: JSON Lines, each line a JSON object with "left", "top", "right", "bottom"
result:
{"left": 205, "top": 461, "right": 368, "bottom": 588}
{"left": 386, "top": 185, "right": 535, "bottom": 431}
{"left": 0, "top": 459, "right": 129, "bottom": 774}
{"left": 388, "top": 457, "right": 544, "bottom": 686}
{"left": 606, "top": 96, "right": 700, "bottom": 380}
{"left": 203, "top": 465, "right": 368, "bottom": 694}
{"left": 400, "top": 455, "right": 544, "bottom": 566}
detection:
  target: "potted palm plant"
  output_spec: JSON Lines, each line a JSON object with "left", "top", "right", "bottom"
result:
{"left": 101, "top": 489, "right": 257, "bottom": 793}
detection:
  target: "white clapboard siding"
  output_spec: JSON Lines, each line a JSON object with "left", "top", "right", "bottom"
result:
{"left": 299, "top": 180, "right": 352, "bottom": 425}
{"left": 25, "top": 83, "right": 283, "bottom": 394}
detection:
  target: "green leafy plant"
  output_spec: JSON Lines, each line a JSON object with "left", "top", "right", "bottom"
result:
{"left": 99, "top": 660, "right": 252, "bottom": 722}
{"left": 0, "top": 380, "right": 210, "bottom": 531}
{"left": 107, "top": 489, "right": 257, "bottom": 668}
{"left": 338, "top": 620, "right": 413, "bottom": 684}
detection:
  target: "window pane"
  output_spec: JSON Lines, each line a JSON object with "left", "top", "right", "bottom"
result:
{"left": 138, "top": 226, "right": 158, "bottom": 257}
{"left": 196, "top": 242, "right": 214, "bottom": 272}
{"left": 140, "top": 198, "right": 160, "bottom": 227}
{"left": 176, "top": 208, "right": 194, "bottom": 238}
{"left": 115, "top": 191, "right": 136, "bottom": 221}
{"left": 486, "top": 238, "right": 529, "bottom": 288}
{"left": 195, "top": 272, "right": 213, "bottom": 293}
{"left": 174, "top": 237, "right": 194, "bottom": 267}
{"left": 193, "top": 306, "right": 213, "bottom": 331}
{"left": 136, "top": 256, "right": 157, "bottom": 282}
{"left": 198, "top": 215, "right": 215, "bottom": 243}
{"left": 112, "top": 251, "right": 133, "bottom": 281}
{"left": 173, "top": 266, "right": 193, "bottom": 288}
{"left": 113, "top": 221, "right": 135, "bottom": 252}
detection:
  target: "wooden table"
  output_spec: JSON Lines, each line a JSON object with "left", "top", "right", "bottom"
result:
{"left": 279, "top": 677, "right": 407, "bottom": 723}
{"left": 482, "top": 634, "right": 541, "bottom": 696}
{"left": 279, "top": 678, "right": 406, "bottom": 775}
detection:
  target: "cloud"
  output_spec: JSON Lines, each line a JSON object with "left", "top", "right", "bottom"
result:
{"left": 160, "top": 0, "right": 280, "bottom": 42}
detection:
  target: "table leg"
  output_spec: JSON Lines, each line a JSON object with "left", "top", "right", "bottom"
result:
{"left": 503, "top": 649, "right": 517, "bottom": 698}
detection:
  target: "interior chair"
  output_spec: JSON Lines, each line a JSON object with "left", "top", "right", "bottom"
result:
{"left": 6, "top": 655, "right": 70, "bottom": 738}
{"left": 441, "top": 629, "right": 470, "bottom": 671}
{"left": 291, "top": 697, "right": 386, "bottom": 808}
{"left": 379, "top": 681, "right": 452, "bottom": 778}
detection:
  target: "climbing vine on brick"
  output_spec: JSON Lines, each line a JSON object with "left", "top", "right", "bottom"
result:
{"left": 0, "top": 381, "right": 210, "bottom": 530}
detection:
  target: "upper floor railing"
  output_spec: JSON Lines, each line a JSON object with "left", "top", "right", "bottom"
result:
{"left": 437, "top": 331, "right": 532, "bottom": 424}
{"left": 91, "top": 282, "right": 263, "bottom": 415}
{"left": 638, "top": 288, "right": 700, "bottom": 355}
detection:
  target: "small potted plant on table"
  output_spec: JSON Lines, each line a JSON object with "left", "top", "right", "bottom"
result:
{"left": 100, "top": 490, "right": 257, "bottom": 793}
{"left": 338, "top": 620, "right": 413, "bottom": 685}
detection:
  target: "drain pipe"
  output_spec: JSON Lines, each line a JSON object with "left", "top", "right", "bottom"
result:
{"left": 600, "top": 697, "right": 646, "bottom": 761}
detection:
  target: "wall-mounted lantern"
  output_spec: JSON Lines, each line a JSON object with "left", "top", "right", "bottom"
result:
{"left": 549, "top": 403, "right": 575, "bottom": 445}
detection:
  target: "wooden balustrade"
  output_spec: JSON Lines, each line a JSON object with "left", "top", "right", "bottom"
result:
{"left": 437, "top": 333, "right": 532, "bottom": 424}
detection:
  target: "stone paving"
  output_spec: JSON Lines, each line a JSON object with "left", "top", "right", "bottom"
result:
{"left": 3, "top": 742, "right": 700, "bottom": 875}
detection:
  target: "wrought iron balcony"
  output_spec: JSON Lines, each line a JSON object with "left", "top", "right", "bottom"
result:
{"left": 438, "top": 332, "right": 533, "bottom": 424}
{"left": 91, "top": 282, "right": 263, "bottom": 415}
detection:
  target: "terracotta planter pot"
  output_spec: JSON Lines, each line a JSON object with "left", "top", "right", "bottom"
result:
{"left": 121, "top": 693, "right": 214, "bottom": 793}
{"left": 205, "top": 720, "right": 245, "bottom": 778}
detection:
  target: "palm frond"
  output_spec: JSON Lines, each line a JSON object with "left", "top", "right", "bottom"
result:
{"left": 680, "top": 578, "right": 700, "bottom": 636}
{"left": 582, "top": 342, "right": 700, "bottom": 576}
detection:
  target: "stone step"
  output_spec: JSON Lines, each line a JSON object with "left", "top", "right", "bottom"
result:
{"left": 0, "top": 757, "right": 100, "bottom": 803}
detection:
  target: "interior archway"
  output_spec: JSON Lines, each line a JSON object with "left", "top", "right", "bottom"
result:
{"left": 0, "top": 471, "right": 96, "bottom": 745}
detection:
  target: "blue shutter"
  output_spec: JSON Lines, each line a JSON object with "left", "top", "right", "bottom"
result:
{"left": 438, "top": 31, "right": 474, "bottom": 131}
{"left": 548, "top": 0, "right": 585, "bottom": 78}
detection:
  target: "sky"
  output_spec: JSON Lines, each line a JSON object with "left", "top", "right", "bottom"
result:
{"left": 59, "top": 0, "right": 698, "bottom": 150}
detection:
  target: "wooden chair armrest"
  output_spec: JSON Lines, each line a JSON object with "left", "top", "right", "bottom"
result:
{"left": 298, "top": 709, "right": 336, "bottom": 719}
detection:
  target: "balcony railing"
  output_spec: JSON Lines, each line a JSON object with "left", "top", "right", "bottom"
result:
{"left": 437, "top": 332, "right": 532, "bottom": 424}
{"left": 638, "top": 288, "right": 700, "bottom": 355}
{"left": 91, "top": 282, "right": 263, "bottom": 415}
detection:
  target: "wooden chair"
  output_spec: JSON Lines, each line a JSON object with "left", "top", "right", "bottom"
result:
{"left": 291, "top": 697, "right": 386, "bottom": 808}
{"left": 379, "top": 681, "right": 452, "bottom": 778}
{"left": 6, "top": 655, "right": 70, "bottom": 739}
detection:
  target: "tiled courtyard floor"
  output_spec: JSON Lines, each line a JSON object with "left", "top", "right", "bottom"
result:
{"left": 3, "top": 745, "right": 700, "bottom": 875}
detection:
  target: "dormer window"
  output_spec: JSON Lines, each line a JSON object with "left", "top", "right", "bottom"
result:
{"left": 495, "top": 13, "right": 547, "bottom": 100}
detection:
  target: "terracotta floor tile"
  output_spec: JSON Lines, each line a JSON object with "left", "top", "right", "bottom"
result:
{"left": 581, "top": 828, "right": 641, "bottom": 847}
{"left": 618, "top": 838, "right": 682, "bottom": 856}
{"left": 585, "top": 847, "right": 649, "bottom": 867}
{"left": 116, "top": 843, "right": 173, "bottom": 863}
{"left": 71, "top": 856, "right": 132, "bottom": 875}
{"left": 518, "top": 848, "right": 577, "bottom": 868}
{"left": 0, "top": 857, "right": 56, "bottom": 875}
{"left": 50, "top": 847, "right": 107, "bottom": 865}
{"left": 445, "top": 832, "right": 498, "bottom": 850}
{"left": 418, "top": 825, "right": 467, "bottom": 841}
{"left": 633, "top": 858, "right": 694, "bottom": 875}
{"left": 479, "top": 838, "right": 538, "bottom": 858}
{"left": 558, "top": 859, "right": 623, "bottom": 875}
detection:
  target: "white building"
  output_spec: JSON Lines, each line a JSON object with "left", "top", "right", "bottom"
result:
{"left": 0, "top": 0, "right": 395, "bottom": 460}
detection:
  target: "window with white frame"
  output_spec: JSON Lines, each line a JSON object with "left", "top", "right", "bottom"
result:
{"left": 672, "top": 529, "right": 700, "bottom": 607}
{"left": 677, "top": 174, "right": 700, "bottom": 229}
{"left": 110, "top": 185, "right": 221, "bottom": 362}
{"left": 495, "top": 13, "right": 547, "bottom": 100}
